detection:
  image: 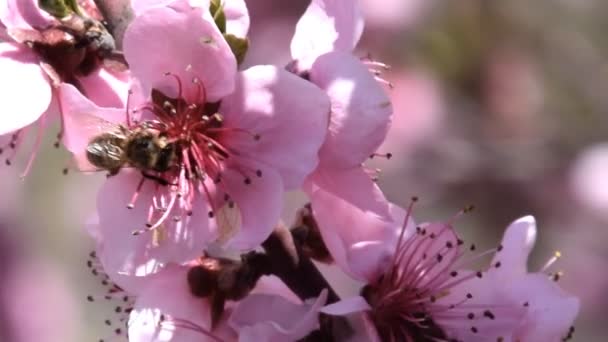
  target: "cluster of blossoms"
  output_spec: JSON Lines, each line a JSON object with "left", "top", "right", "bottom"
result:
{"left": 1, "top": 0, "right": 579, "bottom": 341}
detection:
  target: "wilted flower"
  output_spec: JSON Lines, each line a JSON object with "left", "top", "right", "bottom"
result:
{"left": 310, "top": 184, "right": 579, "bottom": 341}
{"left": 61, "top": 0, "right": 329, "bottom": 280}
{"left": 0, "top": 0, "right": 129, "bottom": 173}
{"left": 125, "top": 262, "right": 327, "bottom": 342}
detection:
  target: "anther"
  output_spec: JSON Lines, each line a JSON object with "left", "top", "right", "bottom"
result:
{"left": 208, "top": 211, "right": 214, "bottom": 218}
{"left": 244, "top": 177, "right": 251, "bottom": 185}
{"left": 256, "top": 169, "right": 262, "bottom": 177}
{"left": 483, "top": 310, "right": 495, "bottom": 320}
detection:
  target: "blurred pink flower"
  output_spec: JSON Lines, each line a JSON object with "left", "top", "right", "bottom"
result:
{"left": 61, "top": 0, "right": 329, "bottom": 279}
{"left": 378, "top": 71, "right": 444, "bottom": 161}
{"left": 310, "top": 183, "right": 579, "bottom": 341}
{"left": 127, "top": 264, "right": 326, "bottom": 342}
{"left": 3, "top": 259, "right": 79, "bottom": 342}
{"left": 360, "top": 0, "right": 435, "bottom": 30}
{"left": 570, "top": 143, "right": 608, "bottom": 218}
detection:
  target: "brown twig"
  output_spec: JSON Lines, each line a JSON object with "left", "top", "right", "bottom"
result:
{"left": 261, "top": 225, "right": 340, "bottom": 304}
{"left": 92, "top": 0, "right": 134, "bottom": 50}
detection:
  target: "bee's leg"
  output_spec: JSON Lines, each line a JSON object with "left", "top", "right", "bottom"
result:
{"left": 107, "top": 168, "right": 121, "bottom": 178}
{"left": 141, "top": 172, "right": 175, "bottom": 186}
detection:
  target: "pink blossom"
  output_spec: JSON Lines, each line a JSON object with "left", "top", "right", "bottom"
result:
{"left": 290, "top": 0, "right": 393, "bottom": 225}
{"left": 310, "top": 184, "right": 579, "bottom": 340}
{"left": 0, "top": 0, "right": 128, "bottom": 171}
{"left": 127, "top": 264, "right": 326, "bottom": 342}
{"left": 61, "top": 0, "right": 329, "bottom": 279}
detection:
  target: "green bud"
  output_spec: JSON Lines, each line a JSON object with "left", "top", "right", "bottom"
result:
{"left": 210, "top": 0, "right": 227, "bottom": 34}
{"left": 38, "top": 0, "right": 80, "bottom": 18}
{"left": 224, "top": 34, "right": 249, "bottom": 65}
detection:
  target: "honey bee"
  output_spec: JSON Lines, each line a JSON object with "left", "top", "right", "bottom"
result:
{"left": 73, "top": 112, "right": 178, "bottom": 181}
{"left": 86, "top": 126, "right": 177, "bottom": 177}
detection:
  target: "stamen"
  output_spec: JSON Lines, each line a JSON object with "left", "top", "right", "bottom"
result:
{"left": 541, "top": 250, "right": 562, "bottom": 272}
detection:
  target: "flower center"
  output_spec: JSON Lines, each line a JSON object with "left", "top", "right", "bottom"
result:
{"left": 359, "top": 201, "right": 516, "bottom": 342}
{"left": 126, "top": 74, "right": 260, "bottom": 238}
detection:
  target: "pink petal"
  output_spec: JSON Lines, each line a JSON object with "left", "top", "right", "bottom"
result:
{"left": 217, "top": 162, "right": 283, "bottom": 251}
{"left": 220, "top": 66, "right": 330, "bottom": 189}
{"left": 491, "top": 215, "right": 537, "bottom": 278}
{"left": 58, "top": 83, "right": 127, "bottom": 170}
{"left": 308, "top": 168, "right": 402, "bottom": 282}
{"left": 95, "top": 171, "right": 212, "bottom": 282}
{"left": 437, "top": 271, "right": 525, "bottom": 341}
{"left": 320, "top": 295, "right": 370, "bottom": 316}
{"left": 230, "top": 289, "right": 328, "bottom": 341}
{"left": 0, "top": 0, "right": 52, "bottom": 30}
{"left": 290, "top": 0, "right": 364, "bottom": 70}
{"left": 250, "top": 275, "right": 301, "bottom": 304}
{"left": 76, "top": 67, "right": 130, "bottom": 108}
{"left": 123, "top": 1, "right": 236, "bottom": 102}
{"left": 509, "top": 274, "right": 579, "bottom": 341}
{"left": 310, "top": 51, "right": 392, "bottom": 169}
{"left": 224, "top": 0, "right": 249, "bottom": 37}
{"left": 0, "top": 43, "right": 51, "bottom": 135}
{"left": 128, "top": 264, "right": 236, "bottom": 342}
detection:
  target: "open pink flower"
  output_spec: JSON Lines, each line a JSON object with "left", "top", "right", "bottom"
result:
{"left": 290, "top": 0, "right": 393, "bottom": 224}
{"left": 61, "top": 0, "right": 329, "bottom": 279}
{"left": 311, "top": 183, "right": 579, "bottom": 341}
{"left": 0, "top": 0, "right": 128, "bottom": 171}
{"left": 127, "top": 264, "right": 327, "bottom": 342}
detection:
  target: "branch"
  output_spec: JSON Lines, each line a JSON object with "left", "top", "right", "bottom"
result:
{"left": 92, "top": 0, "right": 133, "bottom": 50}
{"left": 262, "top": 225, "right": 340, "bottom": 304}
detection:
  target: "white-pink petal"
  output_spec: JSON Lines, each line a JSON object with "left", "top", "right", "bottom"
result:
{"left": 224, "top": 0, "right": 250, "bottom": 37}
{"left": 0, "top": 43, "right": 51, "bottom": 135}
{"left": 220, "top": 65, "right": 330, "bottom": 189}
{"left": 230, "top": 290, "right": 328, "bottom": 342}
{"left": 290, "top": 0, "right": 364, "bottom": 70}
{"left": 491, "top": 215, "right": 538, "bottom": 279}
{"left": 310, "top": 51, "right": 392, "bottom": 169}
{"left": 215, "top": 163, "right": 283, "bottom": 251}
{"left": 320, "top": 295, "right": 370, "bottom": 315}
{"left": 308, "top": 168, "right": 402, "bottom": 282}
{"left": 96, "top": 172, "right": 212, "bottom": 283}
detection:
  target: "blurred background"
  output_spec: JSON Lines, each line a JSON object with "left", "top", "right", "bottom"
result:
{"left": 1, "top": 0, "right": 607, "bottom": 340}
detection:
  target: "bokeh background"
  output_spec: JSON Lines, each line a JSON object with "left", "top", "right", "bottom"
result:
{"left": 1, "top": 0, "right": 606, "bottom": 340}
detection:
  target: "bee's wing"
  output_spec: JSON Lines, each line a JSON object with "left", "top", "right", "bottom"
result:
{"left": 60, "top": 83, "right": 126, "bottom": 149}
{"left": 63, "top": 111, "right": 125, "bottom": 172}
{"left": 215, "top": 202, "right": 242, "bottom": 246}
